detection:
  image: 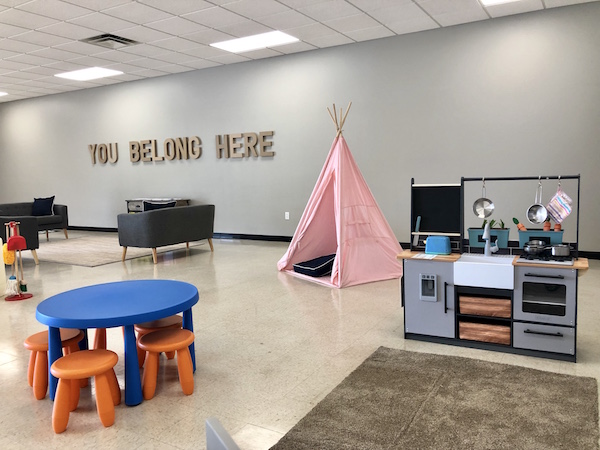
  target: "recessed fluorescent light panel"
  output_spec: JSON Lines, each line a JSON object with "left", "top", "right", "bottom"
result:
{"left": 55, "top": 67, "right": 123, "bottom": 81}
{"left": 210, "top": 31, "right": 299, "bottom": 53}
{"left": 480, "top": 0, "right": 523, "bottom": 5}
{"left": 0, "top": 92, "right": 8, "bottom": 97}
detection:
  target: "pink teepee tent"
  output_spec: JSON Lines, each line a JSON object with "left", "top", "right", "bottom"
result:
{"left": 278, "top": 103, "right": 403, "bottom": 288}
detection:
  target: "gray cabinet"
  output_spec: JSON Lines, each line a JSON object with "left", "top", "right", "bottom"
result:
{"left": 404, "top": 260, "right": 455, "bottom": 338}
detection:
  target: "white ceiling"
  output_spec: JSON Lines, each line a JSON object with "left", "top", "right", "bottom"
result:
{"left": 0, "top": 0, "right": 597, "bottom": 103}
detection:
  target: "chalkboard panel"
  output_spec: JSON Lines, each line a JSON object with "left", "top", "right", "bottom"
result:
{"left": 412, "top": 185, "right": 461, "bottom": 234}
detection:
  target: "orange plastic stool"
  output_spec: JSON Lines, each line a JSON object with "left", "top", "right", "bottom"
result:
{"left": 50, "top": 349, "right": 120, "bottom": 433}
{"left": 134, "top": 315, "right": 183, "bottom": 367}
{"left": 138, "top": 328, "right": 195, "bottom": 400}
{"left": 23, "top": 329, "right": 84, "bottom": 400}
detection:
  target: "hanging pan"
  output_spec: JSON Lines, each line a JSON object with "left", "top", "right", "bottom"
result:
{"left": 473, "top": 179, "right": 494, "bottom": 219}
{"left": 526, "top": 178, "right": 548, "bottom": 224}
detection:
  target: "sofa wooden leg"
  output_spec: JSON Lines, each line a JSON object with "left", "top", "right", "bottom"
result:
{"left": 31, "top": 249, "right": 39, "bottom": 265}
{"left": 63, "top": 229, "right": 68, "bottom": 239}
{"left": 121, "top": 247, "right": 127, "bottom": 261}
{"left": 152, "top": 248, "right": 157, "bottom": 264}
{"left": 46, "top": 230, "right": 49, "bottom": 241}
{"left": 208, "top": 238, "right": 214, "bottom": 252}
{"left": 186, "top": 242, "right": 189, "bottom": 249}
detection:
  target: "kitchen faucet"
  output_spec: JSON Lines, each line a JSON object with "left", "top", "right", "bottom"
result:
{"left": 482, "top": 223, "right": 499, "bottom": 256}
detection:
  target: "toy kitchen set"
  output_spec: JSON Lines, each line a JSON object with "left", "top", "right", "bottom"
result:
{"left": 399, "top": 175, "right": 589, "bottom": 362}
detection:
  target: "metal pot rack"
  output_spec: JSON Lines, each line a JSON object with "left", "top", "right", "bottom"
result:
{"left": 460, "top": 175, "right": 581, "bottom": 259}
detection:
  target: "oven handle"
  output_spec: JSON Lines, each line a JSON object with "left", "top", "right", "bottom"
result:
{"left": 524, "top": 329, "right": 563, "bottom": 338}
{"left": 524, "top": 273, "right": 565, "bottom": 280}
{"left": 444, "top": 282, "right": 448, "bottom": 314}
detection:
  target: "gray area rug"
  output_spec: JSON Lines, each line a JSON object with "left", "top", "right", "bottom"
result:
{"left": 22, "top": 232, "right": 206, "bottom": 267}
{"left": 272, "top": 347, "right": 599, "bottom": 450}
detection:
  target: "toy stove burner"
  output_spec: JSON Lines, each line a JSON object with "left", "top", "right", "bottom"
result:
{"left": 518, "top": 252, "right": 574, "bottom": 266}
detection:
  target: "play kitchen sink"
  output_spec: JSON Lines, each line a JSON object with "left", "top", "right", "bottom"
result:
{"left": 454, "top": 253, "right": 515, "bottom": 290}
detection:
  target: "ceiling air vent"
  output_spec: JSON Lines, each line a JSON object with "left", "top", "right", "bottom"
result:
{"left": 81, "top": 34, "right": 139, "bottom": 50}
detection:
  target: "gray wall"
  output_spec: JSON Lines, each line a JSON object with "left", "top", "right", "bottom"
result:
{"left": 1, "top": 3, "right": 599, "bottom": 251}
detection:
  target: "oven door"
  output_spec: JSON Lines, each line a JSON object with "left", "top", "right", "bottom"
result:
{"left": 513, "top": 266, "right": 576, "bottom": 326}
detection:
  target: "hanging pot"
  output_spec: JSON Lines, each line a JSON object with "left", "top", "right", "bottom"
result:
{"left": 526, "top": 181, "right": 548, "bottom": 224}
{"left": 473, "top": 180, "right": 494, "bottom": 219}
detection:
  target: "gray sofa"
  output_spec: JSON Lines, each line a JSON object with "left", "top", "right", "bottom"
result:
{"left": 117, "top": 204, "right": 215, "bottom": 264}
{"left": 0, "top": 202, "right": 69, "bottom": 264}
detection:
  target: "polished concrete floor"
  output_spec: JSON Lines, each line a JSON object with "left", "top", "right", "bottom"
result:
{"left": 1, "top": 231, "right": 599, "bottom": 449}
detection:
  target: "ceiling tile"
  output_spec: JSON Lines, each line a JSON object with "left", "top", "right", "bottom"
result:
{"left": 19, "top": 66, "right": 62, "bottom": 76}
{"left": 181, "top": 29, "right": 236, "bottom": 45}
{"left": 348, "top": 0, "right": 413, "bottom": 11}
{"left": 102, "top": 2, "right": 172, "bottom": 24}
{"left": 123, "top": 56, "right": 169, "bottom": 69}
{"left": 345, "top": 25, "right": 394, "bottom": 42}
{"left": 153, "top": 64, "right": 195, "bottom": 74}
{"left": 67, "top": 12, "right": 136, "bottom": 32}
{"left": 148, "top": 52, "right": 197, "bottom": 65}
{"left": 255, "top": 9, "right": 316, "bottom": 29}
{"left": 298, "top": 0, "right": 362, "bottom": 21}
{"left": 6, "top": 53, "right": 60, "bottom": 66}
{"left": 417, "top": 0, "right": 489, "bottom": 27}
{"left": 0, "top": 38, "right": 45, "bottom": 53}
{"left": 7, "top": 30, "right": 71, "bottom": 46}
{"left": 218, "top": 20, "right": 272, "bottom": 37}
{"left": 138, "top": 0, "right": 213, "bottom": 15}
{"left": 222, "top": 0, "right": 290, "bottom": 19}
{"left": 183, "top": 6, "right": 248, "bottom": 28}
{"left": 307, "top": 32, "right": 354, "bottom": 48}
{"left": 180, "top": 44, "right": 226, "bottom": 59}
{"left": 278, "top": 0, "right": 332, "bottom": 7}
{"left": 0, "top": 22, "right": 28, "bottom": 38}
{"left": 145, "top": 16, "right": 204, "bottom": 35}
{"left": 60, "top": 54, "right": 115, "bottom": 67}
{"left": 284, "top": 22, "right": 337, "bottom": 40}
{"left": 126, "top": 67, "right": 169, "bottom": 77}
{"left": 415, "top": 0, "right": 483, "bottom": 16}
{"left": 38, "top": 21, "right": 102, "bottom": 40}
{"left": 114, "top": 25, "right": 174, "bottom": 43}
{"left": 274, "top": 40, "right": 317, "bottom": 54}
{"left": 323, "top": 13, "right": 381, "bottom": 33}
{"left": 17, "top": 0, "right": 92, "bottom": 21}
{"left": 150, "top": 37, "right": 203, "bottom": 52}
{"left": 118, "top": 43, "right": 168, "bottom": 58}
{"left": 386, "top": 16, "right": 439, "bottom": 35}
{"left": 64, "top": 0, "right": 132, "bottom": 11}
{"left": 32, "top": 48, "right": 83, "bottom": 62}
{"left": 207, "top": 52, "right": 251, "bottom": 64}
{"left": 545, "top": 0, "right": 598, "bottom": 6}
{"left": 0, "top": 48, "right": 18, "bottom": 59}
{"left": 0, "top": 59, "right": 34, "bottom": 70}
{"left": 368, "top": 2, "right": 428, "bottom": 23}
{"left": 0, "top": 7, "right": 59, "bottom": 29}
{"left": 54, "top": 40, "right": 114, "bottom": 56}
{"left": 180, "top": 59, "right": 221, "bottom": 70}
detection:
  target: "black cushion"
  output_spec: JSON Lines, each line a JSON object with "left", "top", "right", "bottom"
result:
{"left": 143, "top": 201, "right": 177, "bottom": 211}
{"left": 32, "top": 196, "right": 55, "bottom": 216}
{"left": 293, "top": 254, "right": 336, "bottom": 277}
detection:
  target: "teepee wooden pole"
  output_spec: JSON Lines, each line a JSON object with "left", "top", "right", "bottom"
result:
{"left": 332, "top": 104, "right": 339, "bottom": 130}
{"left": 339, "top": 101, "right": 352, "bottom": 130}
{"left": 327, "top": 107, "right": 337, "bottom": 129}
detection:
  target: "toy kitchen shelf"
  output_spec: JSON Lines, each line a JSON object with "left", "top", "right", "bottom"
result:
{"left": 460, "top": 175, "right": 581, "bottom": 259}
